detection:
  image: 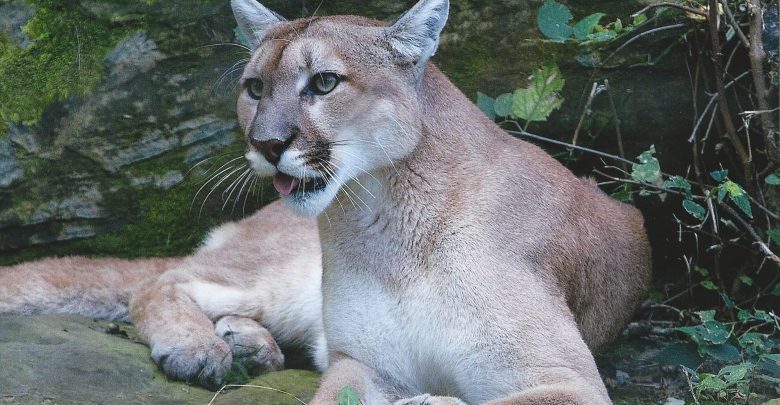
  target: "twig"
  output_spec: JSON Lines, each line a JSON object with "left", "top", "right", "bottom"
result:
{"left": 570, "top": 82, "right": 601, "bottom": 155}
{"left": 718, "top": 203, "right": 780, "bottom": 265}
{"left": 747, "top": 0, "right": 780, "bottom": 166}
{"left": 718, "top": 0, "right": 751, "bottom": 48}
{"left": 502, "top": 124, "right": 637, "bottom": 168}
{"left": 688, "top": 70, "right": 750, "bottom": 142}
{"left": 631, "top": 2, "right": 708, "bottom": 18}
{"left": 208, "top": 384, "right": 308, "bottom": 405}
{"left": 708, "top": 0, "right": 755, "bottom": 193}
{"left": 603, "top": 23, "right": 688, "bottom": 67}
{"left": 604, "top": 79, "right": 628, "bottom": 171}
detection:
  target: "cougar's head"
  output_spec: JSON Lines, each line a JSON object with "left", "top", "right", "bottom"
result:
{"left": 231, "top": 0, "right": 448, "bottom": 216}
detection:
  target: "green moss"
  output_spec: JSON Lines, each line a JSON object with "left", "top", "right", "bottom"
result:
{"left": 0, "top": 0, "right": 142, "bottom": 125}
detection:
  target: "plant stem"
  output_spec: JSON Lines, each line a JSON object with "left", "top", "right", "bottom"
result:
{"left": 708, "top": 0, "right": 755, "bottom": 193}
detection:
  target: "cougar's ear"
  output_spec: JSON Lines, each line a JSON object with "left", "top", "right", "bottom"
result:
{"left": 386, "top": 0, "right": 449, "bottom": 67}
{"left": 231, "top": 0, "right": 285, "bottom": 51}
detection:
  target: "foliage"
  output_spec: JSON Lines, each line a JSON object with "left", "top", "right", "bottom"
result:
{"left": 480, "top": 0, "right": 780, "bottom": 401}
{"left": 678, "top": 310, "right": 780, "bottom": 401}
{"left": 479, "top": 61, "right": 564, "bottom": 124}
{"left": 536, "top": 0, "right": 646, "bottom": 43}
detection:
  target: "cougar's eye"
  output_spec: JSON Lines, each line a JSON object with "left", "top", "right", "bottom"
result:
{"left": 246, "top": 78, "right": 263, "bottom": 100}
{"left": 311, "top": 72, "right": 340, "bottom": 95}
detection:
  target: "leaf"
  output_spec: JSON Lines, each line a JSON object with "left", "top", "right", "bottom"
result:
{"left": 698, "top": 373, "right": 728, "bottom": 391}
{"left": 739, "top": 275, "right": 753, "bottom": 286}
{"left": 710, "top": 169, "right": 729, "bottom": 182}
{"left": 633, "top": 13, "right": 648, "bottom": 26}
{"left": 477, "top": 92, "right": 496, "bottom": 120}
{"left": 614, "top": 18, "right": 623, "bottom": 32}
{"left": 771, "top": 282, "right": 780, "bottom": 296}
{"left": 768, "top": 229, "right": 780, "bottom": 246}
{"left": 573, "top": 13, "right": 606, "bottom": 40}
{"left": 683, "top": 199, "right": 706, "bottom": 220}
{"left": 338, "top": 386, "right": 361, "bottom": 405}
{"left": 719, "top": 363, "right": 752, "bottom": 384}
{"left": 701, "top": 343, "right": 741, "bottom": 362}
{"left": 509, "top": 62, "right": 565, "bottom": 122}
{"left": 700, "top": 279, "right": 717, "bottom": 290}
{"left": 762, "top": 353, "right": 780, "bottom": 364}
{"left": 723, "top": 180, "right": 753, "bottom": 218}
{"left": 631, "top": 145, "right": 661, "bottom": 183}
{"left": 493, "top": 93, "right": 513, "bottom": 117}
{"left": 696, "top": 310, "right": 716, "bottom": 322}
{"left": 663, "top": 176, "right": 692, "bottom": 198}
{"left": 585, "top": 30, "right": 617, "bottom": 42}
{"left": 738, "top": 310, "right": 753, "bottom": 323}
{"left": 716, "top": 186, "right": 727, "bottom": 203}
{"left": 537, "top": 1, "right": 575, "bottom": 41}
{"left": 766, "top": 173, "right": 780, "bottom": 185}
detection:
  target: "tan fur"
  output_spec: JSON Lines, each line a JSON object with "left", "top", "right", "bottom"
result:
{"left": 0, "top": 200, "right": 327, "bottom": 388}
{"left": 233, "top": 0, "right": 651, "bottom": 403}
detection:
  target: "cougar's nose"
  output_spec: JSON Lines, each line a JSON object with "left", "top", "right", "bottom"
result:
{"left": 250, "top": 138, "right": 288, "bottom": 166}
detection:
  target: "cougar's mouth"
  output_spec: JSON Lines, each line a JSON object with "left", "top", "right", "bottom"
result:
{"left": 272, "top": 172, "right": 327, "bottom": 196}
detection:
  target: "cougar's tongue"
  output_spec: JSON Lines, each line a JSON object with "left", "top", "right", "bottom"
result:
{"left": 273, "top": 173, "right": 300, "bottom": 196}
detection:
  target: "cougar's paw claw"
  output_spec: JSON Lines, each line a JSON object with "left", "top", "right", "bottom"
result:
{"left": 150, "top": 334, "right": 232, "bottom": 390}
{"left": 215, "top": 316, "right": 285, "bottom": 373}
{"left": 394, "top": 395, "right": 468, "bottom": 405}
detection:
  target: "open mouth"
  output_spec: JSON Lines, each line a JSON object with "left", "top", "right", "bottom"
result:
{"left": 272, "top": 172, "right": 327, "bottom": 196}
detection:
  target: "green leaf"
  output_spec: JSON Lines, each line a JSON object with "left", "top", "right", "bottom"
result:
{"left": 696, "top": 310, "right": 717, "bottom": 322}
{"left": 710, "top": 169, "right": 729, "bottom": 182}
{"left": 753, "top": 310, "right": 770, "bottom": 322}
{"left": 573, "top": 13, "right": 606, "bottom": 40}
{"left": 738, "top": 310, "right": 753, "bottom": 323}
{"left": 701, "top": 343, "right": 741, "bottom": 362}
{"left": 614, "top": 18, "right": 623, "bottom": 32}
{"left": 719, "top": 363, "right": 752, "bottom": 384}
{"left": 771, "top": 282, "right": 780, "bottom": 296}
{"left": 631, "top": 145, "right": 661, "bottom": 183}
{"left": 739, "top": 275, "right": 753, "bottom": 286}
{"left": 585, "top": 30, "right": 617, "bottom": 42}
{"left": 537, "top": 1, "right": 575, "bottom": 41}
{"left": 762, "top": 353, "right": 780, "bottom": 363}
{"left": 698, "top": 373, "right": 728, "bottom": 391}
{"left": 768, "top": 229, "right": 780, "bottom": 246}
{"left": 508, "top": 62, "right": 565, "bottom": 122}
{"left": 765, "top": 173, "right": 780, "bottom": 185}
{"left": 694, "top": 266, "right": 709, "bottom": 277}
{"left": 494, "top": 93, "right": 513, "bottom": 117}
{"left": 477, "top": 92, "right": 496, "bottom": 120}
{"left": 716, "top": 186, "right": 727, "bottom": 203}
{"left": 663, "top": 176, "right": 692, "bottom": 198}
{"left": 723, "top": 180, "right": 753, "bottom": 218}
{"left": 632, "top": 13, "right": 647, "bottom": 26}
{"left": 683, "top": 199, "right": 706, "bottom": 220}
{"left": 338, "top": 386, "right": 361, "bottom": 405}
{"left": 700, "top": 279, "right": 717, "bottom": 290}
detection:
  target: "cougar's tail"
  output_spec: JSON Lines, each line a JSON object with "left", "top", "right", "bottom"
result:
{"left": 0, "top": 256, "right": 178, "bottom": 321}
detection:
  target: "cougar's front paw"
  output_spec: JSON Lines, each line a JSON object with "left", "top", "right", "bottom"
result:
{"left": 394, "top": 395, "right": 468, "bottom": 405}
{"left": 215, "top": 316, "right": 284, "bottom": 373}
{"left": 150, "top": 333, "right": 232, "bottom": 390}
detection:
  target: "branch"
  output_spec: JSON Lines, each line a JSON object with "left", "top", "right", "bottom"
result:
{"left": 631, "top": 3, "right": 708, "bottom": 18}
{"left": 747, "top": 0, "right": 780, "bottom": 166}
{"left": 719, "top": 0, "right": 751, "bottom": 48}
{"left": 718, "top": 203, "right": 780, "bottom": 265}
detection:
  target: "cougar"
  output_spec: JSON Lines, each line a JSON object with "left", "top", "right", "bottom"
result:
{"left": 232, "top": 0, "right": 651, "bottom": 403}
{"left": 0, "top": 0, "right": 651, "bottom": 402}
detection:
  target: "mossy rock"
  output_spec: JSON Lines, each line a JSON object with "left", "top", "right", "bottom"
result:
{"left": 0, "top": 0, "right": 692, "bottom": 261}
{"left": 0, "top": 314, "right": 321, "bottom": 404}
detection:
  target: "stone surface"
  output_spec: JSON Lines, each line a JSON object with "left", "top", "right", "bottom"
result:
{"left": 0, "top": 0, "right": 695, "bottom": 257}
{"left": 0, "top": 315, "right": 321, "bottom": 405}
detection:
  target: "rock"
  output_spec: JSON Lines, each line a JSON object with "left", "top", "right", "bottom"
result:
{"left": 104, "top": 32, "right": 165, "bottom": 85}
{"left": 0, "top": 314, "right": 321, "bottom": 404}
{"left": 0, "top": 138, "right": 23, "bottom": 188}
{"left": 0, "top": 0, "right": 694, "bottom": 261}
